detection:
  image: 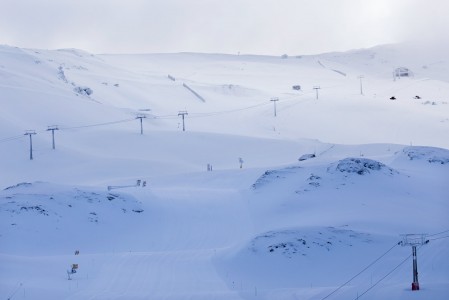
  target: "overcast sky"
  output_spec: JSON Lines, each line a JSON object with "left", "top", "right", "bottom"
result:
{"left": 0, "top": 0, "right": 448, "bottom": 55}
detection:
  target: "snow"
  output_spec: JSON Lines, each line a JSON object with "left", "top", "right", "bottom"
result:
{"left": 0, "top": 42, "right": 448, "bottom": 299}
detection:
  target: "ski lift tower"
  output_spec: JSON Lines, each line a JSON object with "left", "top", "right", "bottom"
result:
{"left": 178, "top": 111, "right": 188, "bottom": 132}
{"left": 136, "top": 114, "right": 147, "bottom": 135}
{"left": 400, "top": 234, "right": 429, "bottom": 291}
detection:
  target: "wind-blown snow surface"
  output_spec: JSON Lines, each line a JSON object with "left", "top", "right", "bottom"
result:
{"left": 0, "top": 44, "right": 448, "bottom": 300}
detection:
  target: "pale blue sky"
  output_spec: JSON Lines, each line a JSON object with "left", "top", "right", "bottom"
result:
{"left": 0, "top": 0, "right": 448, "bottom": 55}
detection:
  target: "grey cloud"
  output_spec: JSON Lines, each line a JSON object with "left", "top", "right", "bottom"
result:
{"left": 0, "top": 0, "right": 448, "bottom": 55}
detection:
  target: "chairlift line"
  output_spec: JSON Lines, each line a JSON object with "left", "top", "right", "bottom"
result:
{"left": 0, "top": 134, "right": 27, "bottom": 143}
{"left": 428, "top": 235, "right": 449, "bottom": 241}
{"left": 187, "top": 102, "right": 271, "bottom": 118}
{"left": 353, "top": 250, "right": 415, "bottom": 300}
{"left": 59, "top": 118, "right": 136, "bottom": 130}
{"left": 1, "top": 89, "right": 322, "bottom": 143}
{"left": 427, "top": 229, "right": 449, "bottom": 237}
{"left": 319, "top": 241, "right": 400, "bottom": 300}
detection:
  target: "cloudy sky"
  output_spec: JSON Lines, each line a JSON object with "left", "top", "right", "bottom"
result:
{"left": 0, "top": 0, "right": 448, "bottom": 55}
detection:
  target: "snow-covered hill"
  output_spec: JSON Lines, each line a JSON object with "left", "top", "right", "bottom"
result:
{"left": 0, "top": 43, "right": 448, "bottom": 300}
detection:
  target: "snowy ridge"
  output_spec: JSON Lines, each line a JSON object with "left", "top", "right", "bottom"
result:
{"left": 249, "top": 226, "right": 373, "bottom": 258}
{"left": 327, "top": 157, "right": 397, "bottom": 176}
{"left": 0, "top": 182, "right": 145, "bottom": 255}
{"left": 400, "top": 146, "right": 449, "bottom": 164}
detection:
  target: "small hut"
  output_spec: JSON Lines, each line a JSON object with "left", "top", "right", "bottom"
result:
{"left": 394, "top": 67, "right": 413, "bottom": 78}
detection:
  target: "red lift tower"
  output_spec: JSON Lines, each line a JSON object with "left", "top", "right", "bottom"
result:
{"left": 400, "top": 234, "right": 429, "bottom": 291}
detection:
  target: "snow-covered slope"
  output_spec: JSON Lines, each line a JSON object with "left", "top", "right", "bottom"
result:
{"left": 0, "top": 43, "right": 448, "bottom": 300}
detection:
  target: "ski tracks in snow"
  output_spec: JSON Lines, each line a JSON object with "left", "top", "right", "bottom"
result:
{"left": 65, "top": 249, "right": 231, "bottom": 300}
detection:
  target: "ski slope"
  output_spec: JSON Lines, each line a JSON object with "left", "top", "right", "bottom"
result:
{"left": 0, "top": 43, "right": 448, "bottom": 300}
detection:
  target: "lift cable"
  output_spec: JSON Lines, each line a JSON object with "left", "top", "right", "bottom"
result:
{"left": 319, "top": 241, "right": 400, "bottom": 300}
